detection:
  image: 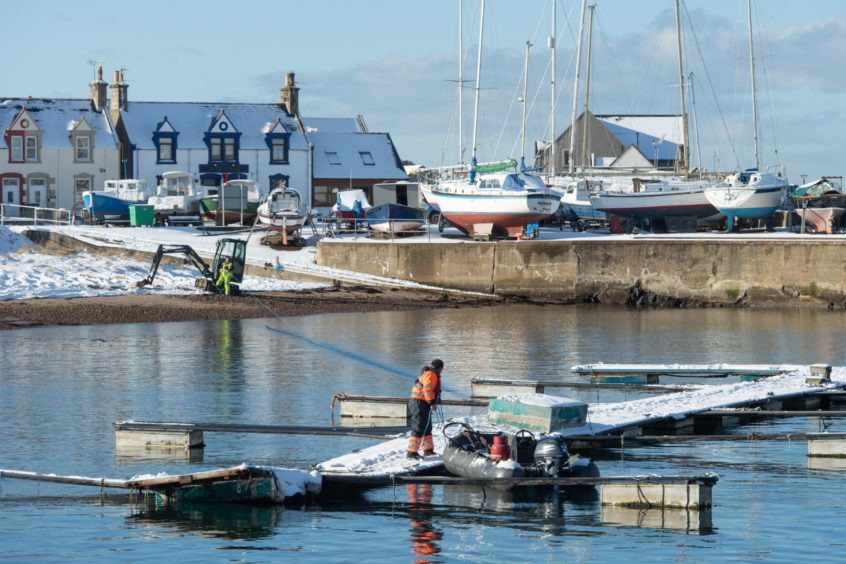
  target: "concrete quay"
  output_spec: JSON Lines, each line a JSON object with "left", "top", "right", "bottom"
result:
{"left": 316, "top": 237, "right": 846, "bottom": 308}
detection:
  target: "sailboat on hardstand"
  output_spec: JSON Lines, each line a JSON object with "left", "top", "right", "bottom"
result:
{"left": 703, "top": 0, "right": 788, "bottom": 231}
{"left": 420, "top": 0, "right": 559, "bottom": 239}
{"left": 588, "top": 0, "right": 717, "bottom": 225}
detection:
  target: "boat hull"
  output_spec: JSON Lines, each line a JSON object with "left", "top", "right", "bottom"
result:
{"left": 82, "top": 192, "right": 139, "bottom": 221}
{"left": 365, "top": 203, "right": 425, "bottom": 233}
{"left": 591, "top": 189, "right": 718, "bottom": 219}
{"left": 704, "top": 185, "right": 786, "bottom": 219}
{"left": 436, "top": 192, "right": 558, "bottom": 237}
{"left": 200, "top": 197, "right": 259, "bottom": 224}
{"left": 257, "top": 211, "right": 307, "bottom": 232}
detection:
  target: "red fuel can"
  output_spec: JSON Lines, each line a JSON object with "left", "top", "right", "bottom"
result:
{"left": 489, "top": 434, "right": 511, "bottom": 461}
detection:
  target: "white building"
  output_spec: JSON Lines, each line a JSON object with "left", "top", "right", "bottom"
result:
{"left": 0, "top": 68, "right": 120, "bottom": 215}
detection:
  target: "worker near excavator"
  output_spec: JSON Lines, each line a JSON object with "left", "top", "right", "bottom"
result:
{"left": 216, "top": 256, "right": 234, "bottom": 296}
{"left": 407, "top": 358, "right": 444, "bottom": 460}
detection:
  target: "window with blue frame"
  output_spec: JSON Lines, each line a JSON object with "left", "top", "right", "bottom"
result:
{"left": 153, "top": 132, "right": 177, "bottom": 164}
{"left": 266, "top": 132, "right": 290, "bottom": 164}
{"left": 206, "top": 133, "right": 239, "bottom": 163}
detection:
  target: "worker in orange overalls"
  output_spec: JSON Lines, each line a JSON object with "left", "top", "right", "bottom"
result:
{"left": 407, "top": 358, "right": 444, "bottom": 459}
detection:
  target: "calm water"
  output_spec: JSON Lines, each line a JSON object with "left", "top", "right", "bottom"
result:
{"left": 2, "top": 305, "right": 846, "bottom": 562}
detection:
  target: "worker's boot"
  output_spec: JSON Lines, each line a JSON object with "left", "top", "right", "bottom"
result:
{"left": 406, "top": 451, "right": 421, "bottom": 460}
{"left": 423, "top": 449, "right": 436, "bottom": 457}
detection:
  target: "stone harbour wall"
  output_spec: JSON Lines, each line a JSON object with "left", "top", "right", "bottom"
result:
{"left": 316, "top": 239, "right": 846, "bottom": 308}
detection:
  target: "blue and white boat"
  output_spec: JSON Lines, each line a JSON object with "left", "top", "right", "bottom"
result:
{"left": 703, "top": 169, "right": 788, "bottom": 230}
{"left": 365, "top": 203, "right": 425, "bottom": 233}
{"left": 82, "top": 179, "right": 152, "bottom": 223}
{"left": 559, "top": 179, "right": 606, "bottom": 223}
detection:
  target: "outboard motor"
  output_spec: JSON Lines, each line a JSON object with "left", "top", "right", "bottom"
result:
{"left": 533, "top": 437, "right": 569, "bottom": 477}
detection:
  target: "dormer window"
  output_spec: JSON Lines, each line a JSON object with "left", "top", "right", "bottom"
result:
{"left": 264, "top": 120, "right": 290, "bottom": 165}
{"left": 10, "top": 136, "right": 23, "bottom": 162}
{"left": 153, "top": 117, "right": 178, "bottom": 164}
{"left": 25, "top": 136, "right": 38, "bottom": 161}
{"left": 75, "top": 136, "right": 91, "bottom": 161}
{"left": 158, "top": 137, "right": 174, "bottom": 162}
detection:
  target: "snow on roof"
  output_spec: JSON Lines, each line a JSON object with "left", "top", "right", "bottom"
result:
{"left": 301, "top": 117, "right": 360, "bottom": 133}
{"left": 309, "top": 131, "right": 407, "bottom": 180}
{"left": 120, "top": 101, "right": 306, "bottom": 151}
{"left": 597, "top": 116, "right": 681, "bottom": 162}
{"left": 0, "top": 98, "right": 118, "bottom": 149}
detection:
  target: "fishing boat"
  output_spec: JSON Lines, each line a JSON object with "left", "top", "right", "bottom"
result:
{"left": 256, "top": 187, "right": 308, "bottom": 232}
{"left": 199, "top": 179, "right": 264, "bottom": 225}
{"left": 147, "top": 171, "right": 205, "bottom": 223}
{"left": 365, "top": 202, "right": 425, "bottom": 233}
{"left": 702, "top": 0, "right": 789, "bottom": 231}
{"left": 82, "top": 179, "right": 152, "bottom": 223}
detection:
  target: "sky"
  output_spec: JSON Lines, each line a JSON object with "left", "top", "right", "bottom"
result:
{"left": 1, "top": 0, "right": 844, "bottom": 182}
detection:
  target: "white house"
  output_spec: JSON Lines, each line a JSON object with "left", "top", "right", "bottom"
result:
{"left": 0, "top": 68, "right": 120, "bottom": 215}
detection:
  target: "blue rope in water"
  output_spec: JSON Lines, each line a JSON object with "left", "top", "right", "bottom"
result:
{"left": 249, "top": 291, "right": 457, "bottom": 393}
{"left": 265, "top": 323, "right": 418, "bottom": 381}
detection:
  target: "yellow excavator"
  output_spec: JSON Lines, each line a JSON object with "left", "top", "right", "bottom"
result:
{"left": 136, "top": 238, "right": 247, "bottom": 295}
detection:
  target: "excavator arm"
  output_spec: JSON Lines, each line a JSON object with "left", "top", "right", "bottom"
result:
{"left": 136, "top": 244, "right": 214, "bottom": 288}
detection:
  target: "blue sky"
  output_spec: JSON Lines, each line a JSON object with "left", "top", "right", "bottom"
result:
{"left": 2, "top": 0, "right": 843, "bottom": 181}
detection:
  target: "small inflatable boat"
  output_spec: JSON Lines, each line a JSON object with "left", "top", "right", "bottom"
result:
{"left": 441, "top": 422, "right": 599, "bottom": 489}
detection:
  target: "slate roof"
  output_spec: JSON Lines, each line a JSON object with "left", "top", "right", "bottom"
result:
{"left": 309, "top": 131, "right": 407, "bottom": 180}
{"left": 119, "top": 101, "right": 307, "bottom": 151}
{"left": 0, "top": 98, "right": 118, "bottom": 149}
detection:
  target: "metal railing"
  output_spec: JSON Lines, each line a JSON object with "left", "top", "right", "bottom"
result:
{"left": 0, "top": 204, "right": 73, "bottom": 226}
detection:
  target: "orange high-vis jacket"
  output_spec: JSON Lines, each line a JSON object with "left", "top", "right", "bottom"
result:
{"left": 411, "top": 369, "right": 440, "bottom": 403}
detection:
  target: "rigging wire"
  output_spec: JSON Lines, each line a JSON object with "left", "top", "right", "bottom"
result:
{"left": 683, "top": 0, "right": 741, "bottom": 170}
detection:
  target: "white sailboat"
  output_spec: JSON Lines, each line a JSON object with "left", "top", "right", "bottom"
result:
{"left": 703, "top": 0, "right": 788, "bottom": 231}
{"left": 257, "top": 187, "right": 308, "bottom": 232}
{"left": 420, "top": 0, "right": 559, "bottom": 239}
{"left": 588, "top": 0, "right": 716, "bottom": 226}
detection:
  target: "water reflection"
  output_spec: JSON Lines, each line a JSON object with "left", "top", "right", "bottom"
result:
{"left": 127, "top": 501, "right": 283, "bottom": 541}
{"left": 600, "top": 505, "right": 714, "bottom": 534}
{"left": 406, "top": 484, "right": 443, "bottom": 560}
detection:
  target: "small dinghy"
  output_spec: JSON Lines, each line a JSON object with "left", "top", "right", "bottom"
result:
{"left": 441, "top": 422, "right": 599, "bottom": 489}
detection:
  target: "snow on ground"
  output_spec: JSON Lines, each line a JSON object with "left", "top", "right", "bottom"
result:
{"left": 0, "top": 226, "right": 326, "bottom": 300}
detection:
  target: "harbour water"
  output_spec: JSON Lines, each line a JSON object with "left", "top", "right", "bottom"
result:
{"left": 2, "top": 305, "right": 846, "bottom": 561}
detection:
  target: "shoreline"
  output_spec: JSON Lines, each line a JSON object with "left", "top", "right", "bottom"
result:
{"left": 0, "top": 286, "right": 502, "bottom": 330}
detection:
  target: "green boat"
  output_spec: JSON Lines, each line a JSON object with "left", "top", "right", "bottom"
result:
{"left": 200, "top": 179, "right": 263, "bottom": 225}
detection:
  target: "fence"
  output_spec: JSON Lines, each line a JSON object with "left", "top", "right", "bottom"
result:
{"left": 0, "top": 204, "right": 73, "bottom": 226}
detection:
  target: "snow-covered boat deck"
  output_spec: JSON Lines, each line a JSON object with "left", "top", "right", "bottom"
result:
{"left": 316, "top": 364, "right": 846, "bottom": 482}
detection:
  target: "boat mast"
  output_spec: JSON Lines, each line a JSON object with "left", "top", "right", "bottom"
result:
{"left": 470, "top": 0, "right": 485, "bottom": 166}
{"left": 689, "top": 72, "right": 703, "bottom": 179}
{"left": 458, "top": 0, "right": 464, "bottom": 165}
{"left": 568, "top": 0, "right": 588, "bottom": 173}
{"left": 747, "top": 0, "right": 760, "bottom": 169}
{"left": 520, "top": 40, "right": 532, "bottom": 170}
{"left": 580, "top": 4, "right": 596, "bottom": 170}
{"left": 549, "top": 0, "right": 556, "bottom": 176}
{"left": 674, "top": 0, "right": 690, "bottom": 177}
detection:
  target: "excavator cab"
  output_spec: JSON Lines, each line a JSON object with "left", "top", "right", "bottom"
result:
{"left": 137, "top": 237, "right": 248, "bottom": 295}
{"left": 209, "top": 238, "right": 247, "bottom": 290}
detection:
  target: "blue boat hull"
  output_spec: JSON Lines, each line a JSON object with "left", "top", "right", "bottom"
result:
{"left": 83, "top": 192, "right": 133, "bottom": 221}
{"left": 563, "top": 202, "right": 606, "bottom": 221}
{"left": 365, "top": 203, "right": 425, "bottom": 232}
